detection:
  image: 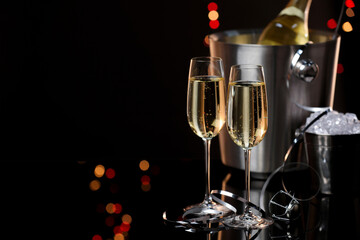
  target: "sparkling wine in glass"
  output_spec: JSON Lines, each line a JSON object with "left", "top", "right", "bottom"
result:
{"left": 224, "top": 64, "right": 273, "bottom": 229}
{"left": 185, "top": 56, "right": 234, "bottom": 222}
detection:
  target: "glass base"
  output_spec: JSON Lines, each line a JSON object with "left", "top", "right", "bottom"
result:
{"left": 223, "top": 210, "right": 273, "bottom": 230}
{"left": 183, "top": 199, "right": 235, "bottom": 224}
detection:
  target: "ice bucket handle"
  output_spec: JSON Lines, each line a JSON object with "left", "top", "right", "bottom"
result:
{"left": 288, "top": 41, "right": 330, "bottom": 113}
{"left": 290, "top": 42, "right": 319, "bottom": 83}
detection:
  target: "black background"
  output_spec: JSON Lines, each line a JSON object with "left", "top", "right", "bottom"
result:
{"left": 1, "top": 0, "right": 359, "bottom": 160}
{"left": 1, "top": 1, "right": 360, "bottom": 240}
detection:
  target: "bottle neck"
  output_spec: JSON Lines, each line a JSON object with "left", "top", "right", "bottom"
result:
{"left": 286, "top": 0, "right": 312, "bottom": 12}
{"left": 280, "top": 0, "right": 312, "bottom": 20}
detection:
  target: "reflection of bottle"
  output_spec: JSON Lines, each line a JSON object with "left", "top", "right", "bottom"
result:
{"left": 258, "top": 0, "right": 312, "bottom": 45}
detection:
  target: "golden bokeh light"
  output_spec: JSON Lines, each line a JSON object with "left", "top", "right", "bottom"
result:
{"left": 139, "top": 160, "right": 149, "bottom": 171}
{"left": 89, "top": 179, "right": 101, "bottom": 191}
{"left": 94, "top": 164, "right": 105, "bottom": 178}
{"left": 342, "top": 21, "right": 353, "bottom": 32}
{"left": 114, "top": 233, "right": 125, "bottom": 240}
{"left": 106, "top": 203, "right": 115, "bottom": 214}
{"left": 208, "top": 10, "right": 219, "bottom": 21}
{"left": 122, "top": 214, "right": 132, "bottom": 224}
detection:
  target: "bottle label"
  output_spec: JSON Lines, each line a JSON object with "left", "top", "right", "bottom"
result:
{"left": 279, "top": 6, "right": 304, "bottom": 19}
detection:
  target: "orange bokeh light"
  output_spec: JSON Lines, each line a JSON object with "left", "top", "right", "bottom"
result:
{"left": 89, "top": 179, "right": 101, "bottom": 191}
{"left": 94, "top": 164, "right": 105, "bottom": 178}
{"left": 141, "top": 183, "right": 151, "bottom": 192}
{"left": 139, "top": 160, "right": 150, "bottom": 171}
{"left": 203, "top": 35, "right": 209, "bottom": 47}
{"left": 114, "top": 233, "right": 125, "bottom": 240}
{"left": 346, "top": 8, "right": 355, "bottom": 17}
{"left": 122, "top": 214, "right": 132, "bottom": 224}
{"left": 106, "top": 203, "right": 115, "bottom": 214}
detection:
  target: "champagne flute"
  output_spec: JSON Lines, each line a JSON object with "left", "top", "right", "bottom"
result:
{"left": 185, "top": 56, "right": 233, "bottom": 222}
{"left": 224, "top": 64, "right": 273, "bottom": 229}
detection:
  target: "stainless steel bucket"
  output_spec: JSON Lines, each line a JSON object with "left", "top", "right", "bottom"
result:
{"left": 209, "top": 29, "right": 341, "bottom": 175}
{"left": 304, "top": 132, "right": 360, "bottom": 194}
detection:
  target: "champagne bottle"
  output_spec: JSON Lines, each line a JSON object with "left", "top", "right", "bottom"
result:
{"left": 257, "top": 0, "right": 312, "bottom": 45}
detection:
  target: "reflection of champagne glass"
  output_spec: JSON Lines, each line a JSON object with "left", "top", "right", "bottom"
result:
{"left": 224, "top": 64, "right": 273, "bottom": 229}
{"left": 185, "top": 57, "right": 233, "bottom": 221}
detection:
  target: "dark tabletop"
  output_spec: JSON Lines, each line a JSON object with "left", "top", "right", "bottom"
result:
{"left": 1, "top": 157, "right": 359, "bottom": 240}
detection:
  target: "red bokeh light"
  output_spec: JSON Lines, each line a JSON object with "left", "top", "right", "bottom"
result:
{"left": 345, "top": 0, "right": 355, "bottom": 8}
{"left": 113, "top": 223, "right": 131, "bottom": 234}
{"left": 105, "top": 168, "right": 116, "bottom": 179}
{"left": 120, "top": 223, "right": 131, "bottom": 232}
{"left": 209, "top": 20, "right": 220, "bottom": 29}
{"left": 337, "top": 63, "right": 344, "bottom": 74}
{"left": 114, "top": 203, "right": 123, "bottom": 214}
{"left": 207, "top": 2, "right": 218, "bottom": 11}
{"left": 141, "top": 175, "right": 150, "bottom": 185}
{"left": 92, "top": 234, "right": 102, "bottom": 240}
{"left": 113, "top": 225, "right": 121, "bottom": 234}
{"left": 327, "top": 18, "right": 337, "bottom": 29}
{"left": 105, "top": 216, "right": 115, "bottom": 227}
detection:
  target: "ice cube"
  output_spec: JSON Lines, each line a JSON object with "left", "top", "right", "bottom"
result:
{"left": 345, "top": 112, "right": 358, "bottom": 123}
{"left": 305, "top": 111, "right": 360, "bottom": 135}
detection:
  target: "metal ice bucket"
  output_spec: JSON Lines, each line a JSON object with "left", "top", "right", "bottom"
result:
{"left": 209, "top": 29, "right": 341, "bottom": 175}
{"left": 304, "top": 132, "right": 360, "bottom": 194}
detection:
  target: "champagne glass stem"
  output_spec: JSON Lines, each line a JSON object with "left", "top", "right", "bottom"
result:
{"left": 204, "top": 139, "right": 212, "bottom": 203}
{"left": 244, "top": 148, "right": 251, "bottom": 208}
